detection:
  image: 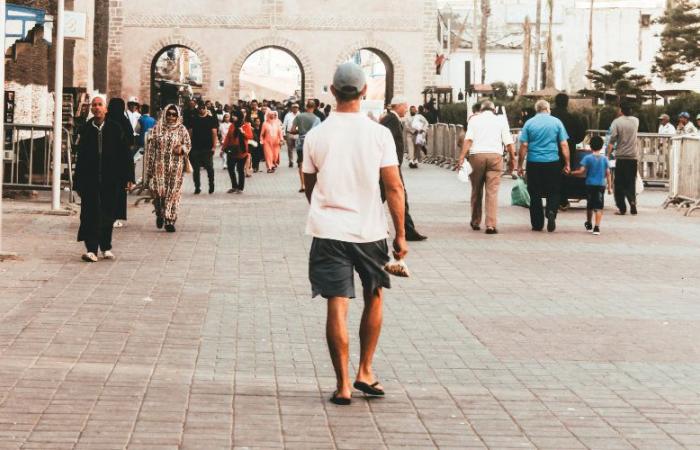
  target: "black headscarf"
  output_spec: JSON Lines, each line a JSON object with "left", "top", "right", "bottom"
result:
{"left": 106, "top": 97, "right": 135, "bottom": 148}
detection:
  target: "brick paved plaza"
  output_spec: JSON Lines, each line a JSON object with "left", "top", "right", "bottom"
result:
{"left": 2, "top": 163, "right": 700, "bottom": 449}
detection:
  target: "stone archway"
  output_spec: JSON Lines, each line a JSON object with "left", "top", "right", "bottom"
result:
{"left": 336, "top": 40, "right": 405, "bottom": 103}
{"left": 139, "top": 34, "right": 211, "bottom": 107}
{"left": 231, "top": 37, "right": 314, "bottom": 103}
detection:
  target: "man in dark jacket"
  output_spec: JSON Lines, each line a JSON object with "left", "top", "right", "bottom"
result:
{"left": 551, "top": 93, "right": 586, "bottom": 208}
{"left": 380, "top": 96, "right": 427, "bottom": 241}
{"left": 73, "top": 96, "right": 134, "bottom": 262}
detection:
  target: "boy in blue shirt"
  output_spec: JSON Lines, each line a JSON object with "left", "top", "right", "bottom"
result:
{"left": 571, "top": 136, "right": 612, "bottom": 235}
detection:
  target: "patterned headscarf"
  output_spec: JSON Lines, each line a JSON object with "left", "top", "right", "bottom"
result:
{"left": 150, "top": 104, "right": 189, "bottom": 153}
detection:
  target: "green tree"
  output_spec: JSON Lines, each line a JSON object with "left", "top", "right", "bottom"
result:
{"left": 580, "top": 61, "right": 652, "bottom": 103}
{"left": 491, "top": 81, "right": 508, "bottom": 100}
{"left": 653, "top": 0, "right": 700, "bottom": 83}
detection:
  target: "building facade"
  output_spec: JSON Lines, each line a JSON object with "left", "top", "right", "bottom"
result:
{"left": 437, "top": 0, "right": 699, "bottom": 95}
{"left": 106, "top": 0, "right": 439, "bottom": 107}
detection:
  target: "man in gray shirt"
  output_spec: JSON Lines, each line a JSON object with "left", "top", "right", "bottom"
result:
{"left": 607, "top": 102, "right": 639, "bottom": 215}
{"left": 292, "top": 99, "right": 321, "bottom": 192}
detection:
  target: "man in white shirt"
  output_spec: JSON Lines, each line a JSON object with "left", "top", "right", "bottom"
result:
{"left": 657, "top": 114, "right": 675, "bottom": 135}
{"left": 677, "top": 112, "right": 698, "bottom": 135}
{"left": 303, "top": 62, "right": 408, "bottom": 405}
{"left": 456, "top": 100, "right": 515, "bottom": 234}
{"left": 283, "top": 103, "right": 300, "bottom": 167}
{"left": 126, "top": 96, "right": 141, "bottom": 138}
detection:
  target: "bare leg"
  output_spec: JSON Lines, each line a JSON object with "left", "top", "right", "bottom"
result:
{"left": 298, "top": 166, "right": 305, "bottom": 190}
{"left": 326, "top": 297, "right": 351, "bottom": 399}
{"left": 356, "top": 287, "right": 383, "bottom": 389}
{"left": 594, "top": 210, "right": 603, "bottom": 226}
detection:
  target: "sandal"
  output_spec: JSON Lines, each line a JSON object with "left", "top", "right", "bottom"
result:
{"left": 353, "top": 381, "right": 385, "bottom": 397}
{"left": 330, "top": 390, "right": 351, "bottom": 405}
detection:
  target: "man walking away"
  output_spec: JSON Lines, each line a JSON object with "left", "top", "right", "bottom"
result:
{"left": 406, "top": 105, "right": 428, "bottom": 169}
{"left": 188, "top": 101, "right": 219, "bottom": 194}
{"left": 517, "top": 100, "right": 571, "bottom": 232}
{"left": 551, "top": 93, "right": 585, "bottom": 208}
{"left": 607, "top": 102, "right": 639, "bottom": 215}
{"left": 73, "top": 97, "right": 133, "bottom": 262}
{"left": 136, "top": 104, "right": 156, "bottom": 158}
{"left": 381, "top": 97, "right": 428, "bottom": 241}
{"left": 292, "top": 100, "right": 321, "bottom": 193}
{"left": 283, "top": 103, "right": 300, "bottom": 167}
{"left": 303, "top": 62, "right": 408, "bottom": 405}
{"left": 456, "top": 100, "right": 515, "bottom": 234}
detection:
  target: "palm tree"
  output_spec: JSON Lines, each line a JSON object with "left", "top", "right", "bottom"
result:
{"left": 520, "top": 16, "right": 532, "bottom": 95}
{"left": 479, "top": 0, "right": 491, "bottom": 84}
{"left": 533, "top": 0, "right": 542, "bottom": 89}
{"left": 581, "top": 61, "right": 652, "bottom": 103}
{"left": 544, "top": 0, "right": 556, "bottom": 89}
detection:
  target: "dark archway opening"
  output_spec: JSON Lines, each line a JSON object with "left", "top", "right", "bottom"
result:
{"left": 239, "top": 46, "right": 304, "bottom": 104}
{"left": 348, "top": 48, "right": 394, "bottom": 105}
{"left": 150, "top": 45, "right": 203, "bottom": 111}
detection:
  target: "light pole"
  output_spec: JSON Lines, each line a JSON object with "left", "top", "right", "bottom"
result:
{"left": 0, "top": 1, "right": 17, "bottom": 259}
{"left": 51, "top": 0, "right": 65, "bottom": 211}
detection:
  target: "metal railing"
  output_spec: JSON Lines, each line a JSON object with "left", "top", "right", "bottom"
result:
{"left": 425, "top": 124, "right": 674, "bottom": 185}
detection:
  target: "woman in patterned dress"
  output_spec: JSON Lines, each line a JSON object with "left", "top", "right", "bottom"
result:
{"left": 146, "top": 104, "right": 191, "bottom": 233}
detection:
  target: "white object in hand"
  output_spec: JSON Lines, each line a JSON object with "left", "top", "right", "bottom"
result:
{"left": 457, "top": 161, "right": 472, "bottom": 183}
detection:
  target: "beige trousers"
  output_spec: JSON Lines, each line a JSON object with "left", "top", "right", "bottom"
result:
{"left": 469, "top": 153, "right": 503, "bottom": 228}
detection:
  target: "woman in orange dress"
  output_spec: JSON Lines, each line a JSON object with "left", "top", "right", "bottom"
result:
{"left": 260, "top": 110, "right": 283, "bottom": 173}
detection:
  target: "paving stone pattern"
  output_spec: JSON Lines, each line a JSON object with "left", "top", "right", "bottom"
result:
{"left": 1, "top": 161, "right": 700, "bottom": 449}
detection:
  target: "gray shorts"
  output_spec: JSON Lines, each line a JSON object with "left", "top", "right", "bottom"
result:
{"left": 309, "top": 238, "right": 391, "bottom": 299}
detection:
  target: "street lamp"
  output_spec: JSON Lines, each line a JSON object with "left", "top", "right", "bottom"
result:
{"left": 51, "top": 0, "right": 65, "bottom": 211}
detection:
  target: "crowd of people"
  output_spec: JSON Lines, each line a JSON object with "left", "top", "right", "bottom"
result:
{"left": 71, "top": 59, "right": 698, "bottom": 406}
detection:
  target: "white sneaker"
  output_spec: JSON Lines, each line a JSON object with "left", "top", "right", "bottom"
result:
{"left": 81, "top": 252, "right": 98, "bottom": 262}
{"left": 102, "top": 250, "right": 115, "bottom": 260}
{"left": 113, "top": 221, "right": 124, "bottom": 228}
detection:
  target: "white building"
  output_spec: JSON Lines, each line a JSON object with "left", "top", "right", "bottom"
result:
{"left": 437, "top": 0, "right": 699, "bottom": 95}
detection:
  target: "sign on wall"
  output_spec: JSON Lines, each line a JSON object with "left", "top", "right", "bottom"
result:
{"left": 64, "top": 11, "right": 87, "bottom": 39}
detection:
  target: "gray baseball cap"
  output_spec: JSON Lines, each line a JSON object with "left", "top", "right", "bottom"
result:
{"left": 332, "top": 62, "right": 366, "bottom": 95}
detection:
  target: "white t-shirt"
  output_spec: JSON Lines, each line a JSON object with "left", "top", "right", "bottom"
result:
{"left": 465, "top": 110, "right": 514, "bottom": 154}
{"left": 302, "top": 112, "right": 399, "bottom": 243}
{"left": 658, "top": 123, "right": 675, "bottom": 135}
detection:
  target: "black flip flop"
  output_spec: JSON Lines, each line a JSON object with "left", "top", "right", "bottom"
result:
{"left": 330, "top": 391, "right": 351, "bottom": 405}
{"left": 353, "top": 381, "right": 385, "bottom": 397}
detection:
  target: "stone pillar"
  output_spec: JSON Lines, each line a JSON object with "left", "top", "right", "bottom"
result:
{"left": 107, "top": 0, "right": 124, "bottom": 98}
{"left": 422, "top": 0, "right": 438, "bottom": 89}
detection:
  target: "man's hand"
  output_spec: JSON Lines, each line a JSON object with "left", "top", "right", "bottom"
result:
{"left": 393, "top": 236, "right": 409, "bottom": 260}
{"left": 562, "top": 164, "right": 571, "bottom": 175}
{"left": 607, "top": 187, "right": 613, "bottom": 195}
{"left": 454, "top": 157, "right": 465, "bottom": 171}
{"left": 517, "top": 167, "right": 525, "bottom": 177}
{"left": 126, "top": 182, "right": 134, "bottom": 191}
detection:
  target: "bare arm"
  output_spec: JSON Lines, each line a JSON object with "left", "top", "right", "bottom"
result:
{"left": 560, "top": 141, "right": 571, "bottom": 173}
{"left": 505, "top": 143, "right": 516, "bottom": 171}
{"left": 380, "top": 166, "right": 408, "bottom": 259}
{"left": 606, "top": 168, "right": 613, "bottom": 193}
{"left": 303, "top": 173, "right": 317, "bottom": 203}
{"left": 517, "top": 142, "right": 528, "bottom": 175}
{"left": 211, "top": 128, "right": 219, "bottom": 151}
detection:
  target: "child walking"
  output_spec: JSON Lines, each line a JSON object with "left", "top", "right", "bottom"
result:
{"left": 571, "top": 136, "right": 612, "bottom": 235}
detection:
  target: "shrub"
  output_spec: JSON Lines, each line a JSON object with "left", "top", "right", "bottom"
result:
{"left": 666, "top": 93, "right": 700, "bottom": 121}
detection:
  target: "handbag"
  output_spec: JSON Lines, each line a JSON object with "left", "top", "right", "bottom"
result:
{"left": 183, "top": 154, "right": 193, "bottom": 174}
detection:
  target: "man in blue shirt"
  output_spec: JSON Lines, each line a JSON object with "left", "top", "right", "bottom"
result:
{"left": 136, "top": 104, "right": 157, "bottom": 157}
{"left": 517, "top": 99, "right": 571, "bottom": 232}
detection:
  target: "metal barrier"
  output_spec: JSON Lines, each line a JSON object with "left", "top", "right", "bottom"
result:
{"left": 2, "top": 123, "right": 73, "bottom": 196}
{"left": 424, "top": 124, "right": 673, "bottom": 185}
{"left": 664, "top": 136, "right": 700, "bottom": 216}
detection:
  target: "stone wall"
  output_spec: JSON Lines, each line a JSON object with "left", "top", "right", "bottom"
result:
{"left": 108, "top": 0, "right": 438, "bottom": 106}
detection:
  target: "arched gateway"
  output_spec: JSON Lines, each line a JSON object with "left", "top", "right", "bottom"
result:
{"left": 109, "top": 0, "right": 438, "bottom": 107}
